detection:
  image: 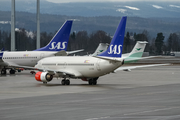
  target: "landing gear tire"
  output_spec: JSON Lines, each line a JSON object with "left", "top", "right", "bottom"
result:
{"left": 1, "top": 69, "right": 6, "bottom": 75}
{"left": 88, "top": 79, "right": 93, "bottom": 85}
{"left": 9, "top": 69, "right": 15, "bottom": 74}
{"left": 92, "top": 80, "right": 97, "bottom": 85}
{"left": 65, "top": 79, "right": 70, "bottom": 85}
{"left": 88, "top": 78, "right": 98, "bottom": 85}
{"left": 61, "top": 79, "right": 66, "bottom": 85}
{"left": 61, "top": 79, "right": 70, "bottom": 85}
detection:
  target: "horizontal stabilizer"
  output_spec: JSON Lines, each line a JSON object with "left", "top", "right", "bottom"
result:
{"left": 54, "top": 50, "right": 67, "bottom": 56}
{"left": 138, "top": 41, "right": 148, "bottom": 44}
{"left": 67, "top": 49, "right": 84, "bottom": 55}
{"left": 94, "top": 56, "right": 123, "bottom": 62}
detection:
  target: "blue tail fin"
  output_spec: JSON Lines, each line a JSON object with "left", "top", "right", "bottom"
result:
{"left": 34, "top": 20, "right": 73, "bottom": 51}
{"left": 0, "top": 48, "right": 4, "bottom": 59}
{"left": 98, "top": 16, "right": 127, "bottom": 58}
{"left": 0, "top": 52, "right": 3, "bottom": 59}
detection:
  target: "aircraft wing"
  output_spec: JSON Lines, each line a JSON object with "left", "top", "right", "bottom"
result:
{"left": 36, "top": 68, "right": 83, "bottom": 77}
{"left": 115, "top": 63, "right": 170, "bottom": 72}
{"left": 66, "top": 49, "right": 84, "bottom": 55}
{"left": 9, "top": 64, "right": 81, "bottom": 77}
{"left": 8, "top": 63, "right": 37, "bottom": 70}
{"left": 39, "top": 68, "right": 76, "bottom": 77}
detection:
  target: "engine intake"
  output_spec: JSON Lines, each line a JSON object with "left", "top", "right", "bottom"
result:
{"left": 35, "top": 72, "right": 53, "bottom": 82}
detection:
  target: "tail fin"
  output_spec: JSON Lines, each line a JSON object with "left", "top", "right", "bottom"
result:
{"left": 91, "top": 43, "right": 109, "bottom": 56}
{"left": 0, "top": 52, "right": 3, "bottom": 59}
{"left": 34, "top": 20, "right": 73, "bottom": 51}
{"left": 0, "top": 48, "right": 4, "bottom": 59}
{"left": 128, "top": 41, "right": 148, "bottom": 57}
{"left": 98, "top": 16, "right": 127, "bottom": 58}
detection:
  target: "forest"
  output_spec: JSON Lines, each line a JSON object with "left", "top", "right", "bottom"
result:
{"left": 0, "top": 29, "right": 180, "bottom": 55}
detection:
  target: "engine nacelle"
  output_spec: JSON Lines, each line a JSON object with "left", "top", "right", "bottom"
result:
{"left": 35, "top": 72, "right": 53, "bottom": 82}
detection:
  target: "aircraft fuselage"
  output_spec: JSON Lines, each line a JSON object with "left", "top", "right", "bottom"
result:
{"left": 35, "top": 56, "right": 123, "bottom": 78}
{"left": 0, "top": 51, "right": 56, "bottom": 67}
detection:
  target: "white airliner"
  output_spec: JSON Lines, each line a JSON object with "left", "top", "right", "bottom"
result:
{"left": 0, "top": 20, "right": 83, "bottom": 75}
{"left": 13, "top": 17, "right": 168, "bottom": 85}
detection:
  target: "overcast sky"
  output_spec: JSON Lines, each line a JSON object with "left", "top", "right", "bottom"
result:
{"left": 46, "top": 0, "right": 180, "bottom": 3}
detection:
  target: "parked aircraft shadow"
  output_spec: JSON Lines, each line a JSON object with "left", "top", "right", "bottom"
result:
{"left": 35, "top": 83, "right": 128, "bottom": 89}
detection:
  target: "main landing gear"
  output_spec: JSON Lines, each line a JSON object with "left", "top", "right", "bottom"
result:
{"left": 88, "top": 77, "right": 99, "bottom": 85}
{"left": 9, "top": 69, "right": 16, "bottom": 74}
{"left": 1, "top": 68, "right": 16, "bottom": 75}
{"left": 61, "top": 79, "right": 70, "bottom": 85}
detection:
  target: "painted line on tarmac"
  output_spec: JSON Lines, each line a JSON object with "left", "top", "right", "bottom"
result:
{"left": 85, "top": 116, "right": 110, "bottom": 120}
{"left": 124, "top": 106, "right": 180, "bottom": 116}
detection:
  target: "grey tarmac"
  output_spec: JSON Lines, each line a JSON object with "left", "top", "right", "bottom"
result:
{"left": 0, "top": 65, "right": 180, "bottom": 120}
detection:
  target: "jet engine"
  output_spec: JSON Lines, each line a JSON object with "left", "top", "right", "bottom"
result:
{"left": 35, "top": 72, "right": 53, "bottom": 82}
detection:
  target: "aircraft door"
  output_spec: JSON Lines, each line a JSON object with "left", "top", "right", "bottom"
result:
{"left": 63, "top": 62, "right": 67, "bottom": 69}
{"left": 96, "top": 59, "right": 101, "bottom": 71}
{"left": 40, "top": 53, "right": 44, "bottom": 59}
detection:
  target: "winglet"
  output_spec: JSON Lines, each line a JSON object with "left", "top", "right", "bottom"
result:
{"left": 34, "top": 20, "right": 73, "bottom": 51}
{"left": 98, "top": 16, "right": 127, "bottom": 58}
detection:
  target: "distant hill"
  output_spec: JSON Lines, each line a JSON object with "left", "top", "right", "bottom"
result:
{"left": 1, "top": 0, "right": 180, "bottom": 39}
{"left": 0, "top": 0, "right": 180, "bottom": 18}
{"left": 0, "top": 11, "right": 180, "bottom": 40}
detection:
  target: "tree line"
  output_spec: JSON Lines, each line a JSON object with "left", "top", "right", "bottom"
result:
{"left": 0, "top": 29, "right": 180, "bottom": 55}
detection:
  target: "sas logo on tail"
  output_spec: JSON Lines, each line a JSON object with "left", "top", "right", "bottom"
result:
{"left": 49, "top": 42, "right": 67, "bottom": 50}
{"left": 108, "top": 45, "right": 122, "bottom": 54}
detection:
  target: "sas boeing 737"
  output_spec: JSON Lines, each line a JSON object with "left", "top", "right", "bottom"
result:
{"left": 0, "top": 20, "right": 83, "bottom": 75}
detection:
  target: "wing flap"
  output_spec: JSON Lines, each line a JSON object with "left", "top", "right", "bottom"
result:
{"left": 124, "top": 56, "right": 158, "bottom": 62}
{"left": 8, "top": 64, "right": 82, "bottom": 77}
{"left": 115, "top": 63, "right": 170, "bottom": 72}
